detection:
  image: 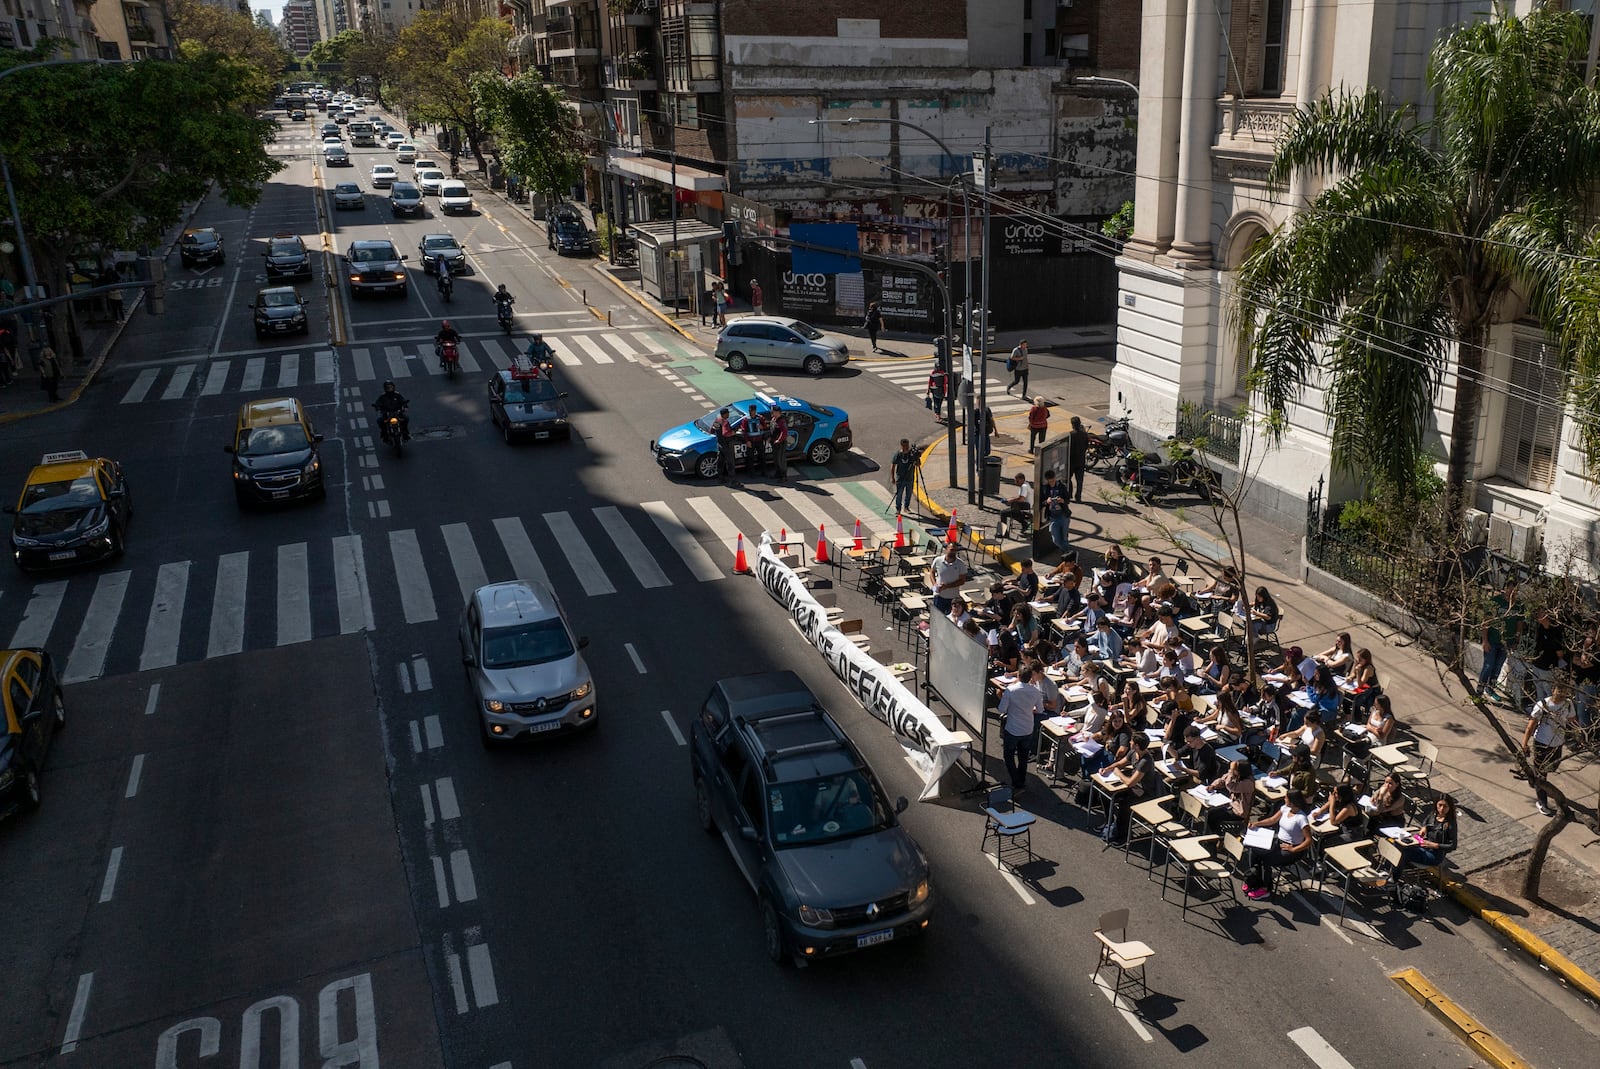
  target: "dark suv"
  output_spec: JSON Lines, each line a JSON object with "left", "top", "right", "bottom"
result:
{"left": 546, "top": 207, "right": 594, "bottom": 256}
{"left": 344, "top": 239, "right": 408, "bottom": 297}
{"left": 179, "top": 227, "right": 225, "bottom": 267}
{"left": 689, "top": 672, "right": 933, "bottom": 965}
{"left": 263, "top": 234, "right": 312, "bottom": 281}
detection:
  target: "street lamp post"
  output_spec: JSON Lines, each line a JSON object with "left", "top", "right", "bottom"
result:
{"left": 810, "top": 115, "right": 971, "bottom": 490}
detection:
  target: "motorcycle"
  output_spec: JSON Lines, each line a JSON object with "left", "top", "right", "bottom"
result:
{"left": 1118, "top": 438, "right": 1217, "bottom": 504}
{"left": 376, "top": 405, "right": 409, "bottom": 457}
{"left": 437, "top": 262, "right": 454, "bottom": 303}
{"left": 1086, "top": 412, "right": 1133, "bottom": 471}
{"left": 495, "top": 299, "right": 514, "bottom": 334}
{"left": 438, "top": 339, "right": 460, "bottom": 378}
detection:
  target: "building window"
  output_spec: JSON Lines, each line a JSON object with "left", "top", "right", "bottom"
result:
{"left": 1260, "top": 0, "right": 1290, "bottom": 96}
{"left": 1497, "top": 332, "right": 1564, "bottom": 492}
{"left": 1023, "top": 32, "right": 1032, "bottom": 65}
{"left": 1044, "top": 28, "right": 1056, "bottom": 58}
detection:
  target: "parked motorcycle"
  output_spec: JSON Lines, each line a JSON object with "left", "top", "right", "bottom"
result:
{"left": 495, "top": 298, "right": 514, "bottom": 334}
{"left": 1086, "top": 412, "right": 1133, "bottom": 471}
{"left": 439, "top": 339, "right": 460, "bottom": 378}
{"left": 1118, "top": 438, "right": 1217, "bottom": 504}
{"left": 376, "top": 405, "right": 409, "bottom": 457}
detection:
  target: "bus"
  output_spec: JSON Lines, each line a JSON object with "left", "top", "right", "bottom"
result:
{"left": 347, "top": 121, "right": 377, "bottom": 147}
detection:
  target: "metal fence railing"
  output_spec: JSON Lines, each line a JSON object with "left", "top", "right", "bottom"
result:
{"left": 1178, "top": 406, "right": 1243, "bottom": 464}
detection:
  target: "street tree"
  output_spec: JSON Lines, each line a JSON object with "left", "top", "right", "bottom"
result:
{"left": 308, "top": 28, "right": 392, "bottom": 100}
{"left": 472, "top": 72, "right": 584, "bottom": 201}
{"left": 388, "top": 11, "right": 509, "bottom": 171}
{"left": 172, "top": 0, "right": 290, "bottom": 99}
{"left": 1235, "top": 5, "right": 1600, "bottom": 517}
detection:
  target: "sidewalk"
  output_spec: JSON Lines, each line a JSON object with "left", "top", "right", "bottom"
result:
{"left": 0, "top": 301, "right": 142, "bottom": 427}
{"left": 913, "top": 405, "right": 1600, "bottom": 1004}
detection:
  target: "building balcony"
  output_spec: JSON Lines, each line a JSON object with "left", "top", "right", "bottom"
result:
{"left": 126, "top": 21, "right": 155, "bottom": 42}
{"left": 549, "top": 29, "right": 600, "bottom": 57}
{"left": 552, "top": 60, "right": 601, "bottom": 93}
{"left": 1212, "top": 97, "right": 1296, "bottom": 186}
{"left": 610, "top": 0, "right": 657, "bottom": 25}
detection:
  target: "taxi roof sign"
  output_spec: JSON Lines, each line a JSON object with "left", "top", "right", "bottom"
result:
{"left": 40, "top": 450, "right": 89, "bottom": 465}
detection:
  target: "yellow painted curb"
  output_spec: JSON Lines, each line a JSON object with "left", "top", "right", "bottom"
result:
{"left": 1444, "top": 879, "right": 1600, "bottom": 1004}
{"left": 1389, "top": 968, "right": 1531, "bottom": 1069}
{"left": 912, "top": 437, "right": 1022, "bottom": 577}
{"left": 594, "top": 268, "right": 699, "bottom": 343}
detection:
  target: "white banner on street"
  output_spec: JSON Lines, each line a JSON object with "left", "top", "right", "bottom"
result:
{"left": 756, "top": 535, "right": 970, "bottom": 800}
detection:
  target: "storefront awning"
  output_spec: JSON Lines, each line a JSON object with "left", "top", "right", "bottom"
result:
{"left": 627, "top": 219, "right": 725, "bottom": 249}
{"left": 609, "top": 154, "right": 725, "bottom": 192}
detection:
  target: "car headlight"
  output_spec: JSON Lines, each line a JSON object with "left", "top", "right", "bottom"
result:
{"left": 572, "top": 680, "right": 592, "bottom": 699}
{"left": 483, "top": 699, "right": 504, "bottom": 713}
{"left": 12, "top": 535, "right": 42, "bottom": 548}
{"left": 304, "top": 457, "right": 320, "bottom": 475}
{"left": 910, "top": 878, "right": 930, "bottom": 906}
{"left": 797, "top": 904, "right": 835, "bottom": 929}
{"left": 0, "top": 769, "right": 11, "bottom": 791}
{"left": 393, "top": 272, "right": 406, "bottom": 281}
{"left": 84, "top": 516, "right": 110, "bottom": 538}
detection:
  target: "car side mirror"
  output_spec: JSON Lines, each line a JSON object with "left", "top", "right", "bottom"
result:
{"left": 739, "top": 826, "right": 759, "bottom": 842}
{"left": 461, "top": 648, "right": 476, "bottom": 667}
{"left": 312, "top": 433, "right": 325, "bottom": 444}
{"left": 895, "top": 796, "right": 909, "bottom": 814}
{"left": 106, "top": 487, "right": 125, "bottom": 499}
{"left": 222, "top": 444, "right": 235, "bottom": 454}
{"left": 400, "top": 254, "right": 410, "bottom": 261}
{"left": 577, "top": 636, "right": 590, "bottom": 650}
{"left": 558, "top": 392, "right": 570, "bottom": 399}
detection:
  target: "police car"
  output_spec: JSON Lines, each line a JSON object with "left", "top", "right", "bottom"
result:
{"left": 650, "top": 394, "right": 852, "bottom": 479}
{"left": 5, "top": 451, "right": 132, "bottom": 572}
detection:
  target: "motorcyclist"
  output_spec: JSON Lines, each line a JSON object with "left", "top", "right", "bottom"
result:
{"left": 372, "top": 381, "right": 410, "bottom": 440}
{"left": 435, "top": 319, "right": 462, "bottom": 368}
{"left": 494, "top": 283, "right": 515, "bottom": 321}
{"left": 525, "top": 332, "right": 555, "bottom": 375}
{"left": 436, "top": 259, "right": 454, "bottom": 298}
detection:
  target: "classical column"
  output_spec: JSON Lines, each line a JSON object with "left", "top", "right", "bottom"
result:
{"left": 1290, "top": 0, "right": 1331, "bottom": 207}
{"left": 1123, "top": 0, "right": 1188, "bottom": 260}
{"left": 1168, "top": 0, "right": 1219, "bottom": 265}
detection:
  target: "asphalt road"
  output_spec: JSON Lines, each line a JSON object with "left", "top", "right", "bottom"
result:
{"left": 0, "top": 113, "right": 1596, "bottom": 1069}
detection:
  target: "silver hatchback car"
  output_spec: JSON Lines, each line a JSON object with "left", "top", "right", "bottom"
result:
{"left": 459, "top": 580, "right": 596, "bottom": 744}
{"left": 714, "top": 316, "right": 852, "bottom": 376}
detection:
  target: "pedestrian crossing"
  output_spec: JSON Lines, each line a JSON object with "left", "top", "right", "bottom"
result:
{"left": 115, "top": 332, "right": 703, "bottom": 404}
{"left": 856, "top": 355, "right": 1032, "bottom": 417}
{"left": 0, "top": 479, "right": 920, "bottom": 684}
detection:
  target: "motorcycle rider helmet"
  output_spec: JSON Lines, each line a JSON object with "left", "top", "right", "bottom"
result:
{"left": 532, "top": 332, "right": 542, "bottom": 343}
{"left": 383, "top": 380, "right": 396, "bottom": 392}
{"left": 496, "top": 283, "right": 508, "bottom": 294}
{"left": 441, "top": 320, "right": 452, "bottom": 331}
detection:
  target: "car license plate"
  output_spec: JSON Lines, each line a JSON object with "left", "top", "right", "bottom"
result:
{"left": 271, "top": 490, "right": 290, "bottom": 500}
{"left": 527, "top": 721, "right": 562, "bottom": 734}
{"left": 856, "top": 929, "right": 894, "bottom": 948}
{"left": 534, "top": 431, "right": 550, "bottom": 440}
{"left": 48, "top": 550, "right": 76, "bottom": 561}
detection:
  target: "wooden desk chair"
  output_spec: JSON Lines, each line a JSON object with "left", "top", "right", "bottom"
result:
{"left": 1093, "top": 909, "right": 1154, "bottom": 999}
{"left": 856, "top": 544, "right": 891, "bottom": 596}
{"left": 837, "top": 618, "right": 872, "bottom": 653}
{"left": 1393, "top": 739, "right": 1438, "bottom": 793}
{"left": 1125, "top": 795, "right": 1186, "bottom": 877}
{"left": 1159, "top": 835, "right": 1235, "bottom": 918}
{"left": 981, "top": 787, "right": 1035, "bottom": 870}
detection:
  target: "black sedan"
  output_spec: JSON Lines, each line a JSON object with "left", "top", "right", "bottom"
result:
{"left": 179, "top": 227, "right": 225, "bottom": 268}
{"left": 489, "top": 369, "right": 570, "bottom": 443}
{"left": 263, "top": 234, "right": 312, "bottom": 281}
{"left": 250, "top": 286, "right": 309, "bottom": 337}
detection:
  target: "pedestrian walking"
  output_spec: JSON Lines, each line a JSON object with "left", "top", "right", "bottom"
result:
{"left": 1006, "top": 339, "right": 1030, "bottom": 396}
{"left": 712, "top": 406, "right": 739, "bottom": 485}
{"left": 926, "top": 362, "right": 948, "bottom": 422}
{"left": 1067, "top": 415, "right": 1089, "bottom": 502}
{"left": 1523, "top": 683, "right": 1577, "bottom": 816}
{"left": 1027, "top": 396, "right": 1049, "bottom": 453}
{"left": 769, "top": 408, "right": 789, "bottom": 480}
{"left": 890, "top": 438, "right": 917, "bottom": 515}
{"left": 712, "top": 280, "right": 728, "bottom": 326}
{"left": 105, "top": 269, "right": 126, "bottom": 323}
{"left": 978, "top": 405, "right": 996, "bottom": 460}
{"left": 38, "top": 345, "right": 62, "bottom": 402}
{"left": 998, "top": 666, "right": 1043, "bottom": 796}
{"left": 1527, "top": 608, "right": 1567, "bottom": 703}
{"left": 749, "top": 279, "right": 764, "bottom": 315}
{"left": 864, "top": 301, "right": 884, "bottom": 352}
{"left": 1042, "top": 469, "right": 1072, "bottom": 556}
{"left": 1479, "top": 579, "right": 1516, "bottom": 701}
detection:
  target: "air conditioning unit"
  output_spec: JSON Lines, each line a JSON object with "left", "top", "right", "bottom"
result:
{"left": 1463, "top": 508, "right": 1489, "bottom": 546}
{"left": 1487, "top": 514, "right": 1544, "bottom": 563}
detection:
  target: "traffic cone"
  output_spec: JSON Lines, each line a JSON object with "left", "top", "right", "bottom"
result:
{"left": 895, "top": 514, "right": 907, "bottom": 548}
{"left": 734, "top": 533, "right": 750, "bottom": 574}
{"left": 814, "top": 524, "right": 830, "bottom": 564}
{"left": 852, "top": 518, "right": 864, "bottom": 551}
{"left": 779, "top": 527, "right": 786, "bottom": 546}
{"left": 946, "top": 509, "right": 959, "bottom": 544}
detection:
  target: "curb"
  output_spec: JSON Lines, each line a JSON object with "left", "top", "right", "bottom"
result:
{"left": 592, "top": 265, "right": 700, "bottom": 344}
{"left": 1389, "top": 967, "right": 1531, "bottom": 1069}
{"left": 912, "top": 436, "right": 1023, "bottom": 578}
{"left": 1444, "top": 878, "right": 1600, "bottom": 1005}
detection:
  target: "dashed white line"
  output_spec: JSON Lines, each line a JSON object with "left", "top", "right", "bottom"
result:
{"left": 412, "top": 656, "right": 433, "bottom": 691}
{"left": 409, "top": 721, "right": 422, "bottom": 754}
{"left": 144, "top": 683, "right": 161, "bottom": 716}
{"left": 466, "top": 943, "right": 499, "bottom": 1008}
{"left": 1090, "top": 972, "right": 1153, "bottom": 1042}
{"left": 625, "top": 643, "right": 646, "bottom": 674}
{"left": 60, "top": 972, "right": 93, "bottom": 1054}
{"left": 423, "top": 715, "right": 443, "bottom": 749}
{"left": 435, "top": 777, "right": 460, "bottom": 820}
{"left": 450, "top": 850, "right": 478, "bottom": 903}
{"left": 97, "top": 847, "right": 124, "bottom": 903}
{"left": 432, "top": 855, "right": 450, "bottom": 908}
{"left": 1287, "top": 1027, "right": 1357, "bottom": 1069}
{"left": 660, "top": 710, "right": 686, "bottom": 747}
{"left": 421, "top": 784, "right": 436, "bottom": 827}
{"left": 124, "top": 754, "right": 145, "bottom": 799}
{"left": 851, "top": 1060, "right": 869, "bottom": 1069}
{"left": 445, "top": 950, "right": 469, "bottom": 1014}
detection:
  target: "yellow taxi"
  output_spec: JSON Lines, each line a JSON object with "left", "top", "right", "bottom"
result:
{"left": 5, "top": 450, "right": 132, "bottom": 573}
{"left": 224, "top": 397, "right": 326, "bottom": 508}
{"left": 0, "top": 647, "right": 65, "bottom": 820}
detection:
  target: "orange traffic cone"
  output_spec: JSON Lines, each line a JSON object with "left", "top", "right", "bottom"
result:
{"left": 734, "top": 533, "right": 750, "bottom": 574}
{"left": 779, "top": 527, "right": 786, "bottom": 545}
{"left": 895, "top": 514, "right": 907, "bottom": 548}
{"left": 852, "top": 518, "right": 864, "bottom": 551}
{"left": 814, "top": 524, "right": 830, "bottom": 564}
{"left": 946, "top": 509, "right": 959, "bottom": 544}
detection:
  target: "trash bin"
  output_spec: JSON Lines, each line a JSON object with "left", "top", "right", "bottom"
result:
{"left": 981, "top": 455, "right": 1003, "bottom": 496}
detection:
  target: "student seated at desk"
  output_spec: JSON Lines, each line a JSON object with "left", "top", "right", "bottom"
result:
{"left": 1076, "top": 705, "right": 1126, "bottom": 778}
{"left": 1345, "top": 648, "right": 1382, "bottom": 713}
{"left": 1064, "top": 590, "right": 1108, "bottom": 632}
{"left": 1345, "top": 695, "right": 1398, "bottom": 755}
{"left": 1098, "top": 734, "right": 1157, "bottom": 842}
{"left": 1280, "top": 646, "right": 1318, "bottom": 685}
{"left": 1205, "top": 759, "right": 1256, "bottom": 833}
{"left": 1113, "top": 680, "right": 1152, "bottom": 729}
{"left": 1200, "top": 646, "right": 1231, "bottom": 693}
{"left": 973, "top": 583, "right": 1014, "bottom": 625}
{"left": 1101, "top": 544, "right": 1133, "bottom": 582}
{"left": 1046, "top": 550, "right": 1082, "bottom": 596}
{"left": 1198, "top": 564, "right": 1241, "bottom": 603}
{"left": 1029, "top": 658, "right": 1061, "bottom": 714}
{"left": 1025, "top": 635, "right": 1060, "bottom": 669}
{"left": 988, "top": 628, "right": 1021, "bottom": 674}
{"left": 1247, "top": 586, "right": 1281, "bottom": 643}
{"left": 1366, "top": 771, "right": 1409, "bottom": 832}
{"left": 1155, "top": 647, "right": 1184, "bottom": 685}
{"left": 1310, "top": 783, "right": 1364, "bottom": 844}
{"left": 1176, "top": 724, "right": 1220, "bottom": 782}
{"left": 1228, "top": 672, "right": 1261, "bottom": 711}
{"left": 1122, "top": 638, "right": 1160, "bottom": 677}
{"left": 1306, "top": 674, "right": 1342, "bottom": 725}
{"left": 1171, "top": 640, "right": 1199, "bottom": 676}
{"left": 1196, "top": 689, "right": 1243, "bottom": 742}
{"left": 1278, "top": 708, "right": 1327, "bottom": 764}
{"left": 1087, "top": 616, "right": 1123, "bottom": 662}
{"left": 1243, "top": 790, "right": 1314, "bottom": 899}
{"left": 1273, "top": 744, "right": 1319, "bottom": 798}
{"left": 1316, "top": 632, "right": 1354, "bottom": 672}
{"left": 1158, "top": 691, "right": 1197, "bottom": 759}
{"left": 1392, "top": 795, "right": 1458, "bottom": 894}
{"left": 946, "top": 596, "right": 974, "bottom": 629}
{"left": 1077, "top": 661, "right": 1117, "bottom": 707}
{"left": 962, "top": 618, "right": 986, "bottom": 645}
{"left": 1008, "top": 602, "right": 1041, "bottom": 648}
{"left": 1055, "top": 637, "right": 1086, "bottom": 678}
{"left": 1139, "top": 605, "right": 1182, "bottom": 649}
{"left": 1005, "top": 558, "right": 1041, "bottom": 602}
{"left": 1141, "top": 556, "right": 1171, "bottom": 592}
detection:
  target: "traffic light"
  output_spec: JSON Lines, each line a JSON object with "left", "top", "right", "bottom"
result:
{"left": 722, "top": 220, "right": 741, "bottom": 266}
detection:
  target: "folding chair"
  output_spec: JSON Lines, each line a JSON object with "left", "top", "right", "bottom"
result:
{"left": 1125, "top": 795, "right": 1186, "bottom": 877}
{"left": 981, "top": 787, "right": 1035, "bottom": 870}
{"left": 1394, "top": 740, "right": 1438, "bottom": 793}
{"left": 1093, "top": 909, "right": 1154, "bottom": 999}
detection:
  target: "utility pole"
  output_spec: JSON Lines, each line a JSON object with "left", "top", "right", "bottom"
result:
{"left": 977, "top": 127, "right": 993, "bottom": 508}
{"left": 963, "top": 174, "right": 976, "bottom": 503}
{"left": 669, "top": 112, "right": 680, "bottom": 317}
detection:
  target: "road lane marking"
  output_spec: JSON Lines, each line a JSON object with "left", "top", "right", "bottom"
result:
{"left": 423, "top": 714, "right": 442, "bottom": 749}
{"left": 466, "top": 943, "right": 499, "bottom": 1008}
{"left": 643, "top": 501, "right": 724, "bottom": 581}
{"left": 64, "top": 571, "right": 130, "bottom": 684}
{"left": 277, "top": 352, "right": 300, "bottom": 388}
{"left": 332, "top": 534, "right": 374, "bottom": 634}
{"left": 11, "top": 580, "right": 66, "bottom": 648}
{"left": 120, "top": 368, "right": 159, "bottom": 404}
{"left": 353, "top": 347, "right": 375, "bottom": 381}
{"left": 624, "top": 643, "right": 646, "bottom": 673}
{"left": 445, "top": 950, "right": 469, "bottom": 1014}
{"left": 545, "top": 511, "right": 615, "bottom": 595}
{"left": 59, "top": 972, "right": 93, "bottom": 1054}
{"left": 208, "top": 551, "right": 249, "bottom": 658}
{"left": 409, "top": 721, "right": 422, "bottom": 754}
{"left": 200, "top": 360, "right": 229, "bottom": 395}
{"left": 1286, "top": 1027, "right": 1357, "bottom": 1069}
{"left": 397, "top": 661, "right": 412, "bottom": 693}
{"left": 571, "top": 333, "right": 613, "bottom": 364}
{"left": 450, "top": 850, "right": 478, "bottom": 902}
{"left": 1090, "top": 973, "right": 1153, "bottom": 1042}
{"left": 413, "top": 655, "right": 433, "bottom": 691}
{"left": 731, "top": 496, "right": 790, "bottom": 544}
{"left": 442, "top": 522, "right": 490, "bottom": 605}
{"left": 546, "top": 337, "right": 582, "bottom": 367}
{"left": 276, "top": 542, "right": 312, "bottom": 646}
{"left": 160, "top": 364, "right": 196, "bottom": 401}
{"left": 432, "top": 855, "right": 450, "bottom": 907}
{"left": 389, "top": 529, "right": 437, "bottom": 623}
{"left": 494, "top": 516, "right": 552, "bottom": 589}
{"left": 435, "top": 777, "right": 460, "bottom": 820}
{"left": 125, "top": 754, "right": 145, "bottom": 798}
{"left": 421, "top": 784, "right": 436, "bottom": 826}
{"left": 315, "top": 350, "right": 335, "bottom": 383}
{"left": 241, "top": 356, "right": 266, "bottom": 391}
{"left": 607, "top": 333, "right": 640, "bottom": 362}
{"left": 144, "top": 683, "right": 161, "bottom": 716}
{"left": 684, "top": 496, "right": 743, "bottom": 560}
{"left": 595, "top": 507, "right": 670, "bottom": 588}
{"left": 98, "top": 847, "right": 124, "bottom": 903}
{"left": 851, "top": 1061, "right": 869, "bottom": 1069}
{"left": 385, "top": 344, "right": 411, "bottom": 380}
{"left": 991, "top": 855, "right": 1036, "bottom": 904}
{"left": 139, "top": 561, "right": 191, "bottom": 671}
{"left": 660, "top": 710, "right": 685, "bottom": 747}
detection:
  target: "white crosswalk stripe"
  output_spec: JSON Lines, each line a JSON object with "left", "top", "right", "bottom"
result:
{"left": 1, "top": 484, "right": 922, "bottom": 679}
{"left": 858, "top": 355, "right": 1030, "bottom": 415}
{"left": 385, "top": 345, "right": 412, "bottom": 380}
{"left": 241, "top": 357, "right": 266, "bottom": 392}
{"left": 121, "top": 369, "right": 159, "bottom": 404}
{"left": 201, "top": 361, "right": 229, "bottom": 396}
{"left": 571, "top": 334, "right": 613, "bottom": 364}
{"left": 277, "top": 353, "right": 300, "bottom": 388}
{"left": 315, "top": 350, "right": 336, "bottom": 384}
{"left": 161, "top": 365, "right": 197, "bottom": 402}
{"left": 354, "top": 347, "right": 376, "bottom": 382}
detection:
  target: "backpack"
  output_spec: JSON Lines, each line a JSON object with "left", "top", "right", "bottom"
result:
{"left": 1005, "top": 356, "right": 1015, "bottom": 372}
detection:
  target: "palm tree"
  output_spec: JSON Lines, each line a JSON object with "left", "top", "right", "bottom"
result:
{"left": 1235, "top": 3, "right": 1600, "bottom": 513}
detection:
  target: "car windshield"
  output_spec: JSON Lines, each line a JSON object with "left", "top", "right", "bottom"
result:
{"left": 419, "top": 171, "right": 444, "bottom": 181}
{"left": 692, "top": 403, "right": 759, "bottom": 432}
{"left": 350, "top": 246, "right": 395, "bottom": 263}
{"left": 373, "top": 167, "right": 394, "bottom": 175}
{"left": 183, "top": 231, "right": 216, "bottom": 245}
{"left": 268, "top": 240, "right": 301, "bottom": 255}
{"left": 785, "top": 320, "right": 825, "bottom": 340}
{"left": 237, "top": 425, "right": 310, "bottom": 456}
{"left": 336, "top": 184, "right": 358, "bottom": 194}
{"left": 19, "top": 476, "right": 100, "bottom": 514}
{"left": 504, "top": 377, "right": 558, "bottom": 404}
{"left": 770, "top": 772, "right": 888, "bottom": 846}
{"left": 442, "top": 185, "right": 467, "bottom": 196}
{"left": 480, "top": 618, "right": 574, "bottom": 669}
{"left": 259, "top": 290, "right": 298, "bottom": 308}
{"left": 423, "top": 237, "right": 459, "bottom": 251}
{"left": 392, "top": 185, "right": 418, "bottom": 197}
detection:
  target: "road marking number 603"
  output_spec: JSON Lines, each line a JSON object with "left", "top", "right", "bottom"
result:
{"left": 155, "top": 973, "right": 377, "bottom": 1068}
